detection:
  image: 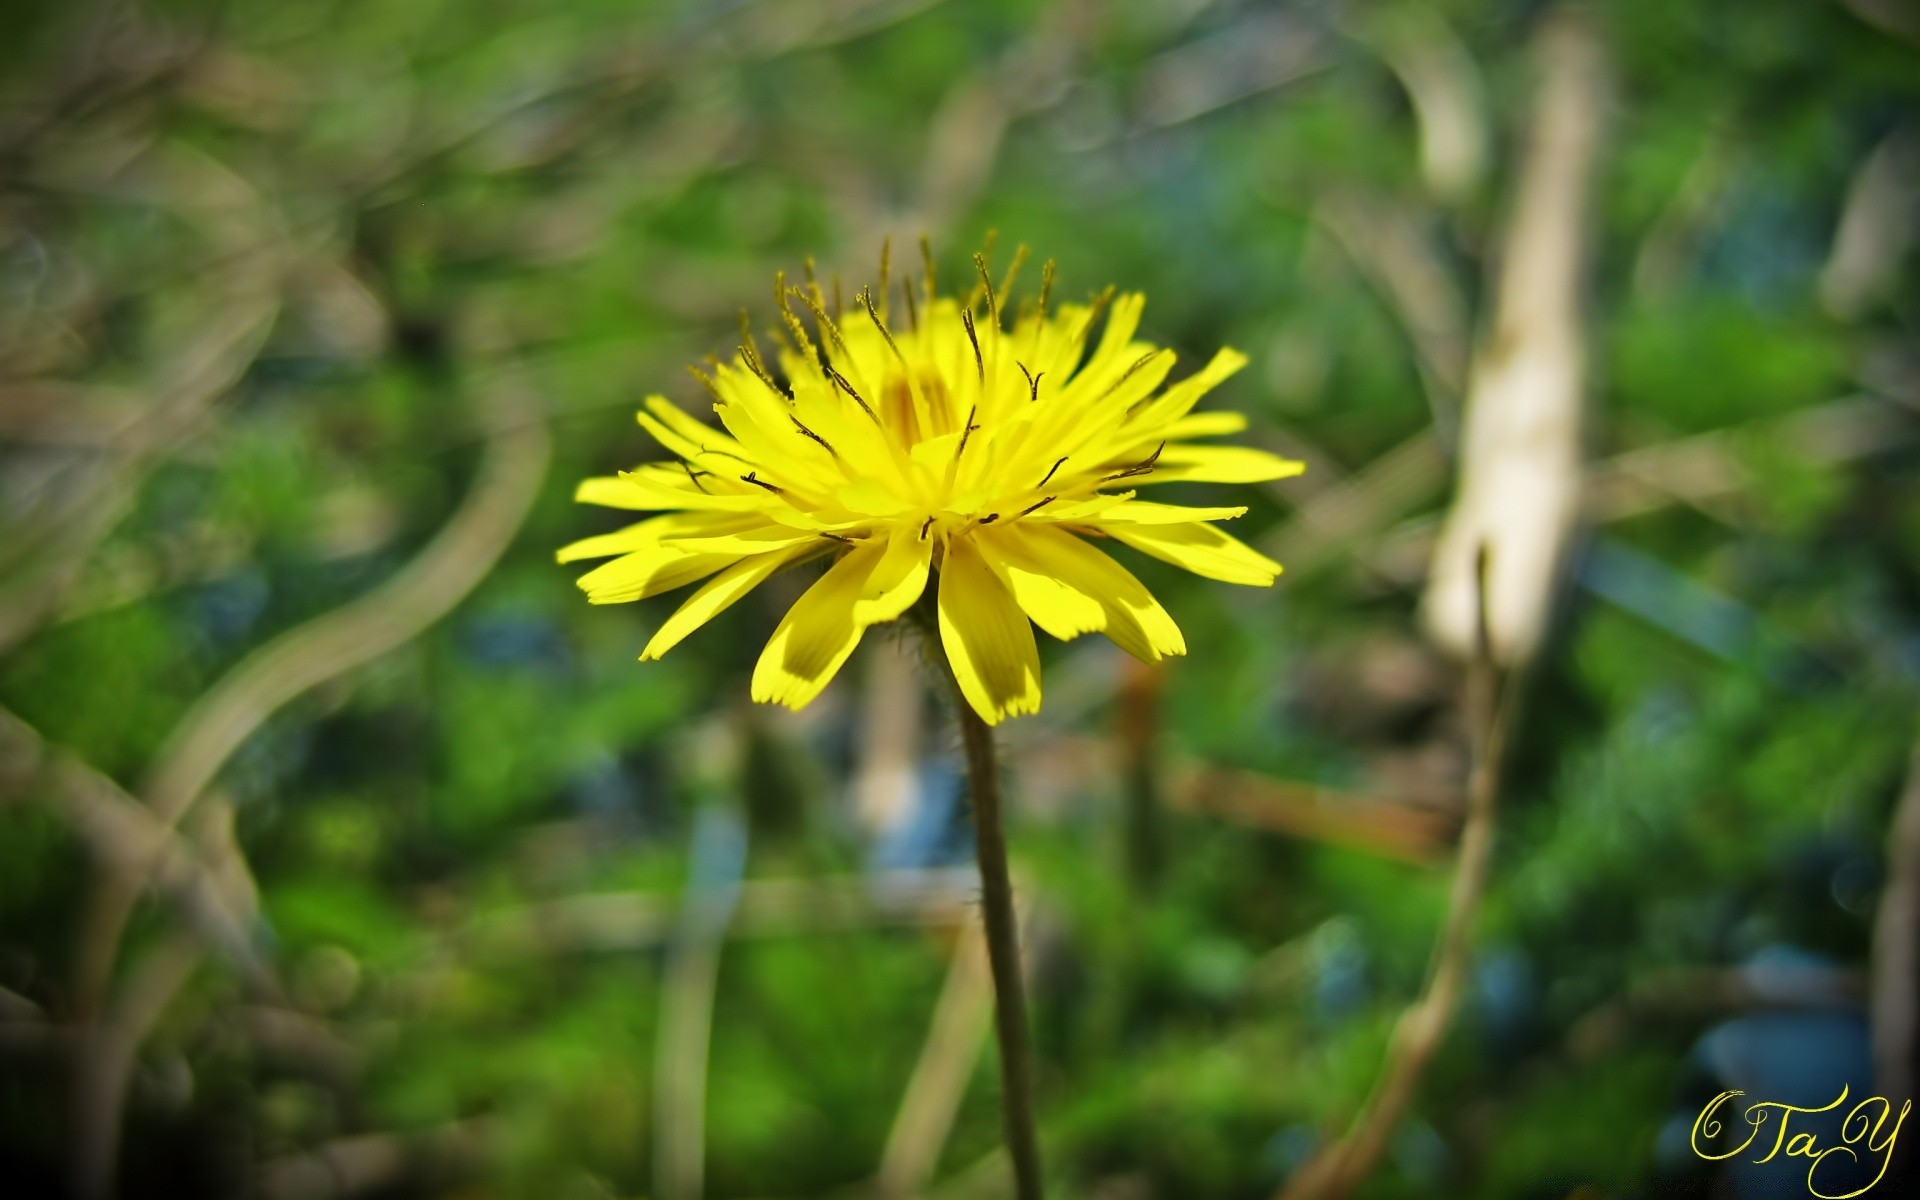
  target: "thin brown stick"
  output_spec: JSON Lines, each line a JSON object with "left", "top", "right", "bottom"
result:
{"left": 1279, "top": 550, "right": 1513, "bottom": 1200}
{"left": 1172, "top": 765, "right": 1455, "bottom": 867}
{"left": 950, "top": 688, "right": 1044, "bottom": 1200}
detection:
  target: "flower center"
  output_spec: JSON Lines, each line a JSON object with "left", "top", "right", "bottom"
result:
{"left": 879, "top": 364, "right": 958, "bottom": 450}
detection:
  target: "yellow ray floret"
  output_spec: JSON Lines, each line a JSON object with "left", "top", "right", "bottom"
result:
{"left": 560, "top": 247, "right": 1304, "bottom": 724}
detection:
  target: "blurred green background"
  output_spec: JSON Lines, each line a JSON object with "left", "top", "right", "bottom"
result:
{"left": 4, "top": 1, "right": 1920, "bottom": 1197}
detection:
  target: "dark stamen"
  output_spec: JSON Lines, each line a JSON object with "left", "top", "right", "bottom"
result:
{"left": 826, "top": 366, "right": 880, "bottom": 424}
{"left": 1018, "top": 495, "right": 1057, "bottom": 517}
{"left": 961, "top": 309, "right": 984, "bottom": 383}
{"left": 919, "top": 234, "right": 937, "bottom": 301}
{"left": 740, "top": 345, "right": 786, "bottom": 401}
{"left": 920, "top": 515, "right": 935, "bottom": 540}
{"left": 878, "top": 236, "right": 892, "bottom": 316}
{"left": 696, "top": 442, "right": 753, "bottom": 466}
{"left": 791, "top": 415, "right": 838, "bottom": 458}
{"left": 955, "top": 405, "right": 981, "bottom": 459}
{"left": 978, "top": 513, "right": 1000, "bottom": 525}
{"left": 1083, "top": 285, "right": 1116, "bottom": 337}
{"left": 862, "top": 287, "right": 913, "bottom": 374}
{"left": 1038, "top": 259, "right": 1056, "bottom": 317}
{"left": 901, "top": 274, "right": 919, "bottom": 332}
{"left": 1103, "top": 440, "right": 1166, "bottom": 482}
{"left": 1105, "top": 350, "right": 1165, "bottom": 403}
{"left": 741, "top": 471, "right": 784, "bottom": 494}
{"left": 1017, "top": 362, "right": 1045, "bottom": 402}
{"left": 793, "top": 286, "right": 853, "bottom": 359}
{"left": 681, "top": 462, "right": 712, "bottom": 493}
{"left": 774, "top": 271, "right": 822, "bottom": 369}
{"left": 1038, "top": 456, "right": 1068, "bottom": 487}
{"left": 734, "top": 318, "right": 787, "bottom": 400}
{"left": 738, "top": 312, "right": 784, "bottom": 398}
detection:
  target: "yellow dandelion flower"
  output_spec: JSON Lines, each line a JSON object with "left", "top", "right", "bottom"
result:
{"left": 560, "top": 247, "right": 1303, "bottom": 724}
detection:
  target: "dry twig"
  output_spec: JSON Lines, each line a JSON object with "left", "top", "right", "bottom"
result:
{"left": 1421, "top": 7, "right": 1609, "bottom": 664}
{"left": 1278, "top": 549, "right": 1515, "bottom": 1200}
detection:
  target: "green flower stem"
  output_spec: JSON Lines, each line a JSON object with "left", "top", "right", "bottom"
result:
{"left": 943, "top": 658, "right": 1045, "bottom": 1199}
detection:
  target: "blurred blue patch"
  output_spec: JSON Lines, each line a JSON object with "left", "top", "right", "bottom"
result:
{"left": 687, "top": 805, "right": 749, "bottom": 894}
{"left": 1265, "top": 1123, "right": 1321, "bottom": 1182}
{"left": 563, "top": 749, "right": 639, "bottom": 820}
{"left": 1698, "top": 185, "right": 1824, "bottom": 311}
{"left": 1392, "top": 1120, "right": 1450, "bottom": 1186}
{"left": 1581, "top": 537, "right": 1758, "bottom": 663}
{"left": 1308, "top": 917, "right": 1370, "bottom": 1023}
{"left": 867, "top": 760, "right": 971, "bottom": 872}
{"left": 1688, "top": 946, "right": 1880, "bottom": 1200}
{"left": 190, "top": 568, "right": 270, "bottom": 646}
{"left": 457, "top": 611, "right": 573, "bottom": 674}
{"left": 1472, "top": 945, "right": 1538, "bottom": 1053}
{"left": 226, "top": 720, "right": 313, "bottom": 806}
{"left": 1829, "top": 852, "right": 1881, "bottom": 918}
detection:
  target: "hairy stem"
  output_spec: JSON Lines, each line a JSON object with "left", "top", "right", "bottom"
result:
{"left": 949, "top": 681, "right": 1045, "bottom": 1199}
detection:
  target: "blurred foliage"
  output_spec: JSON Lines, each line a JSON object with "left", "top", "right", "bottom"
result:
{"left": 4, "top": 0, "right": 1920, "bottom": 1198}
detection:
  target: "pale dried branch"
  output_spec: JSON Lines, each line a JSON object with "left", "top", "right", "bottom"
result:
{"left": 1820, "top": 127, "right": 1918, "bottom": 321}
{"left": 1279, "top": 551, "right": 1516, "bottom": 1200}
{"left": 139, "top": 378, "right": 550, "bottom": 827}
{"left": 1831, "top": 0, "right": 1920, "bottom": 47}
{"left": 1258, "top": 432, "right": 1449, "bottom": 582}
{"left": 456, "top": 868, "right": 983, "bottom": 959}
{"left": 879, "top": 921, "right": 995, "bottom": 1199}
{"left": 1364, "top": 394, "right": 1917, "bottom": 587}
{"left": 0, "top": 248, "right": 281, "bottom": 654}
{"left": 1586, "top": 395, "right": 1913, "bottom": 524}
{"left": 1422, "top": 7, "right": 1609, "bottom": 664}
{"left": 72, "top": 932, "right": 204, "bottom": 1200}
{"left": 1315, "top": 195, "right": 1471, "bottom": 438}
{"left": 0, "top": 707, "right": 265, "bottom": 982}
{"left": 1358, "top": 4, "right": 1489, "bottom": 202}
{"left": 655, "top": 803, "right": 747, "bottom": 1200}
{"left": 857, "top": 638, "right": 927, "bottom": 839}
{"left": 70, "top": 377, "right": 551, "bottom": 1021}
{"left": 63, "top": 375, "right": 549, "bottom": 1199}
